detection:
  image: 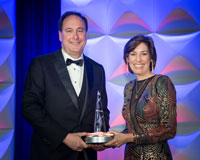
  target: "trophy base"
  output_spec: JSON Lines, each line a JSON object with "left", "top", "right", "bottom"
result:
{"left": 85, "top": 135, "right": 113, "bottom": 144}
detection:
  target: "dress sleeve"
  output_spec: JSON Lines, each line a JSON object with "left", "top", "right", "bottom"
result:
{"left": 122, "top": 82, "right": 133, "bottom": 133}
{"left": 134, "top": 76, "right": 177, "bottom": 144}
{"left": 123, "top": 83, "right": 130, "bottom": 109}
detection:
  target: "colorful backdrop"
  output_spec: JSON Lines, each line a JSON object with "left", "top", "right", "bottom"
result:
{"left": 0, "top": 0, "right": 15, "bottom": 159}
{"left": 61, "top": 0, "right": 200, "bottom": 160}
{"left": 0, "top": 0, "right": 200, "bottom": 159}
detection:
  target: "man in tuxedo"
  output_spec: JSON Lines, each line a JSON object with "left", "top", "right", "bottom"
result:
{"left": 22, "top": 11, "right": 110, "bottom": 160}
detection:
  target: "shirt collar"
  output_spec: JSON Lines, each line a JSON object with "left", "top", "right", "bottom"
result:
{"left": 61, "top": 48, "right": 84, "bottom": 62}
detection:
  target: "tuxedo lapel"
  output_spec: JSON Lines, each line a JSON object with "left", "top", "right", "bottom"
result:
{"left": 84, "top": 56, "right": 94, "bottom": 91}
{"left": 79, "top": 56, "right": 93, "bottom": 121}
{"left": 53, "top": 50, "right": 79, "bottom": 110}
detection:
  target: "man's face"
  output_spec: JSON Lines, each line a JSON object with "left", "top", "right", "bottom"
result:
{"left": 59, "top": 15, "right": 88, "bottom": 59}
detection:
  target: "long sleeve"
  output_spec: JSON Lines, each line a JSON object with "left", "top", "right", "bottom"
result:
{"left": 22, "top": 58, "right": 67, "bottom": 149}
{"left": 134, "top": 76, "right": 177, "bottom": 144}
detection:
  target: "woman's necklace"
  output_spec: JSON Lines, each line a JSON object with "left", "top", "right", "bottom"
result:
{"left": 135, "top": 79, "right": 147, "bottom": 99}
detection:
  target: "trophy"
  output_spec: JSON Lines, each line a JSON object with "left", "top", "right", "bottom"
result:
{"left": 85, "top": 91, "right": 113, "bottom": 144}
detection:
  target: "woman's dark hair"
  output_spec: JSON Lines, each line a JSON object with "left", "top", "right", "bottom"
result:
{"left": 123, "top": 34, "right": 157, "bottom": 73}
{"left": 58, "top": 11, "right": 88, "bottom": 32}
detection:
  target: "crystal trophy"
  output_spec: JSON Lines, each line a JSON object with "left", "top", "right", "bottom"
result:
{"left": 85, "top": 91, "right": 113, "bottom": 143}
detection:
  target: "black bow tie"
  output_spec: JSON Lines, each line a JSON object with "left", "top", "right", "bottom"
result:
{"left": 66, "top": 58, "right": 83, "bottom": 66}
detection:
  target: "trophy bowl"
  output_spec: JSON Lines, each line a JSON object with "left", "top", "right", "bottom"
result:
{"left": 85, "top": 132, "right": 114, "bottom": 144}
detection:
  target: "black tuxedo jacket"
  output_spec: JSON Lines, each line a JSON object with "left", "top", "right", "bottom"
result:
{"left": 22, "top": 49, "right": 110, "bottom": 160}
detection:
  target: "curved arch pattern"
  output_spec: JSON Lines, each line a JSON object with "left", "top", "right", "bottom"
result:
{"left": 62, "top": 0, "right": 200, "bottom": 159}
{"left": 0, "top": 1, "right": 15, "bottom": 159}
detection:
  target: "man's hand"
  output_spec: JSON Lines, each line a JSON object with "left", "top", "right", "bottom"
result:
{"left": 63, "top": 132, "right": 88, "bottom": 151}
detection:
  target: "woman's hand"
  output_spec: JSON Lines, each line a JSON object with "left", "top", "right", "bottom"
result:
{"left": 104, "top": 130, "right": 131, "bottom": 148}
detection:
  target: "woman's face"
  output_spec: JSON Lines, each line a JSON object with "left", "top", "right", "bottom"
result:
{"left": 127, "top": 42, "right": 152, "bottom": 79}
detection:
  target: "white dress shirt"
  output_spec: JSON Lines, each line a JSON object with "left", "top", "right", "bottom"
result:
{"left": 62, "top": 49, "right": 84, "bottom": 96}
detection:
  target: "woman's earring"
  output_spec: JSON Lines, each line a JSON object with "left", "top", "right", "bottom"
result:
{"left": 151, "top": 60, "right": 154, "bottom": 72}
{"left": 127, "top": 62, "right": 129, "bottom": 73}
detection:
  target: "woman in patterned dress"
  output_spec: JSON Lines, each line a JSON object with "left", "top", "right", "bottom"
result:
{"left": 105, "top": 35, "right": 177, "bottom": 160}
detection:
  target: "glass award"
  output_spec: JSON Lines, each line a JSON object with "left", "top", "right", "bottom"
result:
{"left": 85, "top": 91, "right": 113, "bottom": 143}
